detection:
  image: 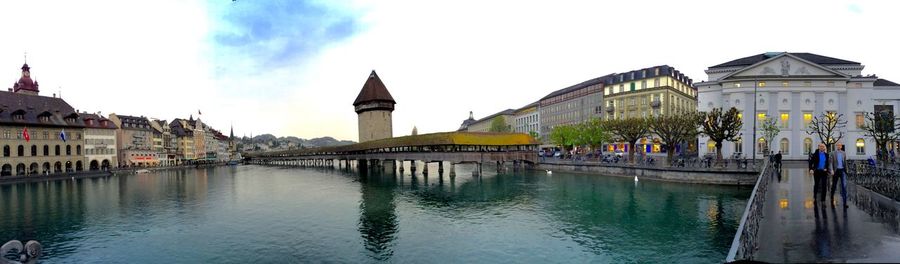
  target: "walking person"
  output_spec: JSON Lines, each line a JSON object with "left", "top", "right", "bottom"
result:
{"left": 831, "top": 143, "right": 849, "bottom": 208}
{"left": 809, "top": 143, "right": 832, "bottom": 202}
{"left": 774, "top": 150, "right": 783, "bottom": 170}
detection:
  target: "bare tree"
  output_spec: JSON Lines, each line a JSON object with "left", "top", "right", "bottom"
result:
{"left": 806, "top": 112, "right": 846, "bottom": 151}
{"left": 760, "top": 117, "right": 780, "bottom": 155}
{"left": 648, "top": 111, "right": 701, "bottom": 165}
{"left": 606, "top": 117, "right": 650, "bottom": 164}
{"left": 700, "top": 107, "right": 743, "bottom": 163}
{"left": 860, "top": 111, "right": 900, "bottom": 162}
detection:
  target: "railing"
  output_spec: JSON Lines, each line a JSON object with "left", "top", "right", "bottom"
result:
{"left": 725, "top": 159, "right": 774, "bottom": 262}
{"left": 847, "top": 160, "right": 900, "bottom": 202}
{"left": 541, "top": 155, "right": 760, "bottom": 172}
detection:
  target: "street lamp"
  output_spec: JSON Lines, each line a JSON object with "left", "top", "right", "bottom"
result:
{"left": 752, "top": 79, "right": 758, "bottom": 161}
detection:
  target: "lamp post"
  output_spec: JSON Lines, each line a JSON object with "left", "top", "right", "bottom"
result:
{"left": 752, "top": 79, "right": 758, "bottom": 161}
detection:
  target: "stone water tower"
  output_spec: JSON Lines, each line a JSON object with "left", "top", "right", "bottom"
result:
{"left": 353, "top": 70, "right": 395, "bottom": 142}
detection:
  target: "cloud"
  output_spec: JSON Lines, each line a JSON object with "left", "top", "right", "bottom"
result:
{"left": 211, "top": 0, "right": 362, "bottom": 71}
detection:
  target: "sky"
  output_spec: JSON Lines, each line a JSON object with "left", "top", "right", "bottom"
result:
{"left": 1, "top": 0, "right": 898, "bottom": 142}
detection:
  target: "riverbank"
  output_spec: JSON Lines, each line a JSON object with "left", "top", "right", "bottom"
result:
{"left": 0, "top": 162, "right": 241, "bottom": 185}
{"left": 537, "top": 160, "right": 759, "bottom": 186}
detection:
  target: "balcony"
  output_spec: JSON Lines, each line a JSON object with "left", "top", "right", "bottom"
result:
{"left": 650, "top": 100, "right": 661, "bottom": 108}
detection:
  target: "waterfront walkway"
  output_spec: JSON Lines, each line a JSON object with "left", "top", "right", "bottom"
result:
{"left": 755, "top": 162, "right": 900, "bottom": 263}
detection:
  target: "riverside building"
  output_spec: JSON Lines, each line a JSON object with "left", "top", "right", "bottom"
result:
{"left": 696, "top": 52, "right": 900, "bottom": 160}
{"left": 1, "top": 63, "right": 87, "bottom": 176}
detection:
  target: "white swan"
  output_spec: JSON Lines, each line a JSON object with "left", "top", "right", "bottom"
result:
{"left": 546, "top": 170, "right": 552, "bottom": 174}
{"left": 634, "top": 176, "right": 639, "bottom": 182}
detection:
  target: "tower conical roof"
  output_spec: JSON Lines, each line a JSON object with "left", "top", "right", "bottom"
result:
{"left": 353, "top": 70, "right": 395, "bottom": 106}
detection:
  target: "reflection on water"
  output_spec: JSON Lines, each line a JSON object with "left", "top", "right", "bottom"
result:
{"left": 1, "top": 165, "right": 750, "bottom": 263}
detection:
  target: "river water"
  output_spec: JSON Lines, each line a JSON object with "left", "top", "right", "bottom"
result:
{"left": 1, "top": 164, "right": 750, "bottom": 263}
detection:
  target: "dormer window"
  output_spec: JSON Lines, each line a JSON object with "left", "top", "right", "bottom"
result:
{"left": 12, "top": 110, "right": 26, "bottom": 120}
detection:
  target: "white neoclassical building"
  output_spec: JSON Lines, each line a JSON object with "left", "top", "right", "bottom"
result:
{"left": 697, "top": 52, "right": 900, "bottom": 160}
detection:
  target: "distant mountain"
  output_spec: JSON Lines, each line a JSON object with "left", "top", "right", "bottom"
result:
{"left": 240, "top": 134, "right": 355, "bottom": 149}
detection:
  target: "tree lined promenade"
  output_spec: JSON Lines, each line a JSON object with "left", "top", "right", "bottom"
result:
{"left": 547, "top": 106, "right": 897, "bottom": 168}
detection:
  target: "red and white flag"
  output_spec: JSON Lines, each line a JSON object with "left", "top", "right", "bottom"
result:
{"left": 23, "top": 127, "right": 30, "bottom": 142}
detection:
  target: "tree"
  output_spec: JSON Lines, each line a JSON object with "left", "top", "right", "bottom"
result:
{"left": 576, "top": 118, "right": 612, "bottom": 160}
{"left": 606, "top": 117, "right": 650, "bottom": 163}
{"left": 760, "top": 117, "right": 780, "bottom": 155}
{"left": 489, "top": 116, "right": 510, "bottom": 132}
{"left": 700, "top": 107, "right": 743, "bottom": 163}
{"left": 860, "top": 111, "right": 900, "bottom": 162}
{"left": 649, "top": 112, "right": 701, "bottom": 165}
{"left": 549, "top": 125, "right": 577, "bottom": 156}
{"left": 806, "top": 112, "right": 846, "bottom": 151}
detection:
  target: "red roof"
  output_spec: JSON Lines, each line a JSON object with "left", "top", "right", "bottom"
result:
{"left": 353, "top": 70, "right": 395, "bottom": 106}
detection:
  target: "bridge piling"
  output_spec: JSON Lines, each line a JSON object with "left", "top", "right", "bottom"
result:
{"left": 438, "top": 161, "right": 444, "bottom": 175}
{"left": 449, "top": 163, "right": 456, "bottom": 177}
{"left": 423, "top": 162, "right": 429, "bottom": 175}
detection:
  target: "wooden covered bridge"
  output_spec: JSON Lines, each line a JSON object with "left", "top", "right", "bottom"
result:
{"left": 244, "top": 132, "right": 540, "bottom": 176}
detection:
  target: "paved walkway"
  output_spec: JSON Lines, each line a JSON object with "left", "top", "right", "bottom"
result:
{"left": 756, "top": 162, "right": 900, "bottom": 263}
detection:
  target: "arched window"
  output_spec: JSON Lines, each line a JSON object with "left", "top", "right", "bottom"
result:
{"left": 758, "top": 138, "right": 767, "bottom": 154}
{"left": 856, "top": 139, "right": 865, "bottom": 155}
{"left": 17, "top": 145, "right": 24, "bottom": 157}
{"left": 31, "top": 145, "right": 37, "bottom": 156}
{"left": 66, "top": 145, "right": 72, "bottom": 156}
{"left": 780, "top": 138, "right": 789, "bottom": 155}
{"left": 55, "top": 145, "right": 61, "bottom": 156}
{"left": 77, "top": 145, "right": 82, "bottom": 155}
{"left": 803, "top": 138, "right": 813, "bottom": 155}
{"left": 707, "top": 140, "right": 716, "bottom": 154}
{"left": 43, "top": 145, "right": 49, "bottom": 156}
{"left": 3, "top": 145, "right": 9, "bottom": 157}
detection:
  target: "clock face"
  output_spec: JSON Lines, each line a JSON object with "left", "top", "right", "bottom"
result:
{"left": 23, "top": 71, "right": 30, "bottom": 77}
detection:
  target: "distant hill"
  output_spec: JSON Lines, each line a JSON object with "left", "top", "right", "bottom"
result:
{"left": 239, "top": 134, "right": 355, "bottom": 149}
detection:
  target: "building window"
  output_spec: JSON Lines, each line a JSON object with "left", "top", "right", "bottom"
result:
{"left": 654, "top": 78, "right": 660, "bottom": 87}
{"left": 734, "top": 82, "right": 742, "bottom": 88}
{"left": 782, "top": 81, "right": 789, "bottom": 87}
{"left": 55, "top": 145, "right": 61, "bottom": 156}
{"left": 780, "top": 138, "right": 789, "bottom": 155}
{"left": 758, "top": 81, "right": 766, "bottom": 87}
{"left": 17, "top": 145, "right": 24, "bottom": 157}
{"left": 735, "top": 138, "right": 743, "bottom": 154}
{"left": 856, "top": 113, "right": 864, "bottom": 129}
{"left": 780, "top": 113, "right": 790, "bottom": 129}
{"left": 803, "top": 81, "right": 812, "bottom": 87}
{"left": 804, "top": 138, "right": 813, "bottom": 155}
{"left": 856, "top": 139, "right": 865, "bottom": 155}
{"left": 803, "top": 113, "right": 813, "bottom": 128}
{"left": 757, "top": 113, "right": 766, "bottom": 123}
{"left": 707, "top": 140, "right": 716, "bottom": 154}
{"left": 31, "top": 145, "right": 37, "bottom": 156}
{"left": 43, "top": 145, "right": 49, "bottom": 156}
{"left": 641, "top": 80, "right": 647, "bottom": 89}
{"left": 630, "top": 82, "right": 635, "bottom": 91}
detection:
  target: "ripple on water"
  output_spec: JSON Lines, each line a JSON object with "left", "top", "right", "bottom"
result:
{"left": 1, "top": 167, "right": 749, "bottom": 263}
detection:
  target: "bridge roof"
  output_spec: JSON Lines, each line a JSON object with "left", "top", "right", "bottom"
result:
{"left": 248, "top": 132, "right": 539, "bottom": 157}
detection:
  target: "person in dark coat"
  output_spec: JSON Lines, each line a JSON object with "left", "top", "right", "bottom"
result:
{"left": 774, "top": 151, "right": 783, "bottom": 169}
{"left": 808, "top": 143, "right": 832, "bottom": 202}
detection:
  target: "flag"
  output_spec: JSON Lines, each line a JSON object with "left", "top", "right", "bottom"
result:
{"left": 60, "top": 129, "right": 67, "bottom": 142}
{"left": 23, "top": 127, "right": 30, "bottom": 142}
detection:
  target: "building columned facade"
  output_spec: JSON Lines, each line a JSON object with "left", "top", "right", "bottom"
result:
{"left": 539, "top": 76, "right": 605, "bottom": 142}
{"left": 514, "top": 101, "right": 540, "bottom": 137}
{"left": 109, "top": 114, "right": 158, "bottom": 167}
{"left": 82, "top": 113, "right": 117, "bottom": 171}
{"left": 696, "top": 52, "right": 900, "bottom": 160}
{"left": 1, "top": 63, "right": 87, "bottom": 176}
